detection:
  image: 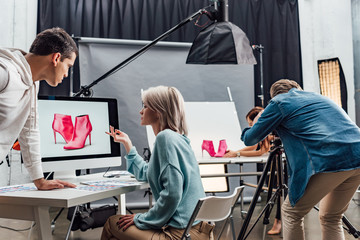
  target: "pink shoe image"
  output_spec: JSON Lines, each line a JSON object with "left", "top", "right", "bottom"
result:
{"left": 52, "top": 114, "right": 74, "bottom": 144}
{"left": 64, "top": 115, "right": 92, "bottom": 150}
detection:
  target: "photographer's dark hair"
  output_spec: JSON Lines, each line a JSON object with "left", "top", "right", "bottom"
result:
{"left": 270, "top": 79, "right": 302, "bottom": 98}
{"left": 29, "top": 27, "right": 78, "bottom": 60}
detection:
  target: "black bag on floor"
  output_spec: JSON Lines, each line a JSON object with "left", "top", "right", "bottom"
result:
{"left": 67, "top": 205, "right": 117, "bottom": 231}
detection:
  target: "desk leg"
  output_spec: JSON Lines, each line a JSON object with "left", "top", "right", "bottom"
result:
{"left": 118, "top": 194, "right": 126, "bottom": 215}
{"left": 33, "top": 206, "right": 52, "bottom": 240}
{"left": 239, "top": 163, "right": 246, "bottom": 218}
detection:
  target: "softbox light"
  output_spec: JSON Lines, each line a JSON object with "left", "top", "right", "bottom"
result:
{"left": 186, "top": 21, "right": 257, "bottom": 65}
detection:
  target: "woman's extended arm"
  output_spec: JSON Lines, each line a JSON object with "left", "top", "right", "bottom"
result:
{"left": 224, "top": 145, "right": 257, "bottom": 158}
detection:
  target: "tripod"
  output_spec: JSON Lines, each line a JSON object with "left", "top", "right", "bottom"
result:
{"left": 238, "top": 137, "right": 286, "bottom": 240}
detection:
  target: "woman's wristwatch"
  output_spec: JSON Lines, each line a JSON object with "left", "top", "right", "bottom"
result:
{"left": 236, "top": 152, "right": 241, "bottom": 157}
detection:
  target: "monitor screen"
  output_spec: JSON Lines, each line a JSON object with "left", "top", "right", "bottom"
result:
{"left": 37, "top": 96, "right": 121, "bottom": 175}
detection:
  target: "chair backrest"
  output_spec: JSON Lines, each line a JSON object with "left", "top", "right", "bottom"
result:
{"left": 181, "top": 186, "right": 245, "bottom": 239}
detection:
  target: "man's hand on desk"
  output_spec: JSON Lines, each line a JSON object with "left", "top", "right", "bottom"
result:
{"left": 33, "top": 178, "right": 76, "bottom": 190}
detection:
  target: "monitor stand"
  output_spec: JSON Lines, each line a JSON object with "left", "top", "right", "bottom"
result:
{"left": 53, "top": 170, "right": 78, "bottom": 180}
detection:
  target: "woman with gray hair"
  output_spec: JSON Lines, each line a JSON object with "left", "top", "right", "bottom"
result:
{"left": 242, "top": 79, "right": 360, "bottom": 240}
{"left": 102, "top": 86, "right": 213, "bottom": 240}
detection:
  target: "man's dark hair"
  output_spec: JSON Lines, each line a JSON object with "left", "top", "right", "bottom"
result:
{"left": 29, "top": 27, "right": 78, "bottom": 60}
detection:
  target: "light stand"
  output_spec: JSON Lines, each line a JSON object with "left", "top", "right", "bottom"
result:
{"left": 252, "top": 44, "right": 264, "bottom": 107}
{"left": 73, "top": 6, "right": 213, "bottom": 97}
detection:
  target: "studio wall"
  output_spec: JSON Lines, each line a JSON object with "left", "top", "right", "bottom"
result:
{"left": 298, "top": 0, "right": 356, "bottom": 122}
{"left": 0, "top": 0, "right": 37, "bottom": 51}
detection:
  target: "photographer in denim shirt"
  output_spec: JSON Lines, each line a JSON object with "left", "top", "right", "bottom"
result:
{"left": 241, "top": 79, "right": 360, "bottom": 240}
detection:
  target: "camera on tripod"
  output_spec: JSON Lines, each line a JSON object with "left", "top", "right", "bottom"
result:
{"left": 269, "top": 131, "right": 282, "bottom": 148}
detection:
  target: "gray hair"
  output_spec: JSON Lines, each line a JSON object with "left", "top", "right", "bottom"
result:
{"left": 270, "top": 79, "right": 303, "bottom": 98}
{"left": 142, "top": 86, "right": 188, "bottom": 135}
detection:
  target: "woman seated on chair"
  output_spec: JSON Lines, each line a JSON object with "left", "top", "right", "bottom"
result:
{"left": 101, "top": 86, "right": 214, "bottom": 240}
{"left": 224, "top": 106, "right": 281, "bottom": 235}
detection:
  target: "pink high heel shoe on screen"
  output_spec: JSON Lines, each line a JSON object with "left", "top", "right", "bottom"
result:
{"left": 52, "top": 114, "right": 74, "bottom": 144}
{"left": 64, "top": 115, "right": 92, "bottom": 150}
{"left": 214, "top": 139, "right": 227, "bottom": 157}
{"left": 201, "top": 140, "right": 216, "bottom": 157}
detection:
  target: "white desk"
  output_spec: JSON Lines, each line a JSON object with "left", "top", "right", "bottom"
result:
{"left": 198, "top": 155, "right": 268, "bottom": 178}
{"left": 0, "top": 173, "right": 149, "bottom": 240}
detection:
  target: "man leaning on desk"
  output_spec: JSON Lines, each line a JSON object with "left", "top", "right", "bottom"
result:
{"left": 0, "top": 27, "right": 77, "bottom": 190}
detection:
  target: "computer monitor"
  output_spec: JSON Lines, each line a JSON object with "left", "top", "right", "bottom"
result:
{"left": 37, "top": 96, "right": 121, "bottom": 179}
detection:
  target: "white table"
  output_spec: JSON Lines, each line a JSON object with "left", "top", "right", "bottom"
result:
{"left": 198, "top": 154, "right": 268, "bottom": 177}
{"left": 0, "top": 173, "right": 149, "bottom": 240}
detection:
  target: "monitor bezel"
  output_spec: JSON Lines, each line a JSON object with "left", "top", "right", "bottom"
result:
{"left": 38, "top": 95, "right": 121, "bottom": 162}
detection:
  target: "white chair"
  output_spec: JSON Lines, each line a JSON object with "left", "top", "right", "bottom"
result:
{"left": 181, "top": 186, "right": 245, "bottom": 240}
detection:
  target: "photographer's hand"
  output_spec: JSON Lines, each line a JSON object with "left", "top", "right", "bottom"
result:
{"left": 117, "top": 214, "right": 135, "bottom": 231}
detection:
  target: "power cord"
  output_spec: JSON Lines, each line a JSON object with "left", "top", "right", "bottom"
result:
{"left": 0, "top": 222, "right": 35, "bottom": 232}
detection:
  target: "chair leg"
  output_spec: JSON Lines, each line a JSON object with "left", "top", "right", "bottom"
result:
{"left": 216, "top": 217, "right": 230, "bottom": 240}
{"left": 217, "top": 215, "right": 236, "bottom": 240}
{"left": 230, "top": 216, "right": 236, "bottom": 240}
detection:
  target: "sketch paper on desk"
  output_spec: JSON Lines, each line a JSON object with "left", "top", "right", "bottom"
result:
{"left": 81, "top": 179, "right": 141, "bottom": 186}
{"left": 76, "top": 185, "right": 120, "bottom": 191}
{"left": 103, "top": 170, "right": 134, "bottom": 178}
{"left": 76, "top": 179, "right": 142, "bottom": 191}
{"left": 0, "top": 185, "right": 37, "bottom": 194}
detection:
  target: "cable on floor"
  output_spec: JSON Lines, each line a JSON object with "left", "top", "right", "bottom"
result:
{"left": 0, "top": 222, "right": 36, "bottom": 232}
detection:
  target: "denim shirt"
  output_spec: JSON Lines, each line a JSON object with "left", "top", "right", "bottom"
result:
{"left": 241, "top": 89, "right": 360, "bottom": 206}
{"left": 126, "top": 129, "right": 205, "bottom": 229}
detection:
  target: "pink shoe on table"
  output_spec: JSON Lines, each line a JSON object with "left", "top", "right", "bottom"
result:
{"left": 201, "top": 140, "right": 216, "bottom": 157}
{"left": 214, "top": 139, "right": 227, "bottom": 157}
